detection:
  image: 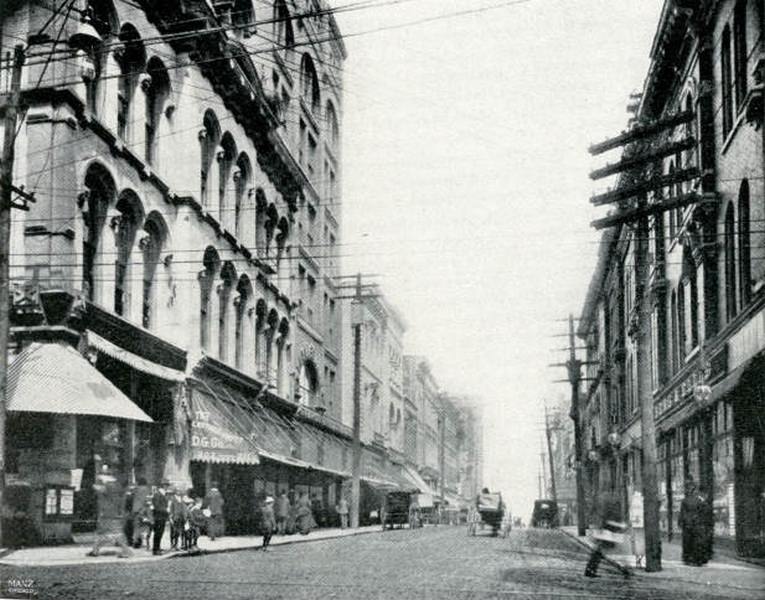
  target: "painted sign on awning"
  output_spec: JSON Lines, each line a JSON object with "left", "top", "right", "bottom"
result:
{"left": 190, "top": 389, "right": 260, "bottom": 465}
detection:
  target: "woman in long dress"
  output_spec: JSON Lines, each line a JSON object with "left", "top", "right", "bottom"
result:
{"left": 295, "top": 492, "right": 314, "bottom": 535}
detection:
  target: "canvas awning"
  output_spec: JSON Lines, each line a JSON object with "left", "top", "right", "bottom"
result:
{"left": 189, "top": 387, "right": 260, "bottom": 464}
{"left": 402, "top": 465, "right": 437, "bottom": 496}
{"left": 6, "top": 342, "right": 153, "bottom": 422}
{"left": 87, "top": 331, "right": 186, "bottom": 382}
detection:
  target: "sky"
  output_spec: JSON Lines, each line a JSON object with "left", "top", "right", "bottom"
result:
{"left": 334, "top": 0, "right": 664, "bottom": 518}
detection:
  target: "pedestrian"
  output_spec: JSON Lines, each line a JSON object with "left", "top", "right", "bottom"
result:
{"left": 311, "top": 493, "right": 324, "bottom": 528}
{"left": 86, "top": 466, "right": 133, "bottom": 559}
{"left": 336, "top": 496, "right": 349, "bottom": 529}
{"left": 275, "top": 490, "right": 290, "bottom": 535}
{"left": 466, "top": 504, "right": 479, "bottom": 536}
{"left": 204, "top": 482, "right": 225, "bottom": 541}
{"left": 261, "top": 496, "right": 276, "bottom": 551}
{"left": 584, "top": 489, "right": 629, "bottom": 578}
{"left": 295, "top": 492, "right": 313, "bottom": 535}
{"left": 136, "top": 498, "right": 154, "bottom": 550}
{"left": 169, "top": 486, "right": 187, "bottom": 551}
{"left": 123, "top": 483, "right": 135, "bottom": 547}
{"left": 151, "top": 480, "right": 170, "bottom": 555}
{"left": 679, "top": 479, "right": 713, "bottom": 566}
{"left": 186, "top": 496, "right": 205, "bottom": 553}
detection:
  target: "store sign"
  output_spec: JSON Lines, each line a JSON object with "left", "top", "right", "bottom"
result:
{"left": 190, "top": 391, "right": 260, "bottom": 464}
{"left": 729, "top": 309, "right": 765, "bottom": 369}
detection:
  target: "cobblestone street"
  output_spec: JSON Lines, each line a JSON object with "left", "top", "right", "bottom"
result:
{"left": 2, "top": 527, "right": 763, "bottom": 599}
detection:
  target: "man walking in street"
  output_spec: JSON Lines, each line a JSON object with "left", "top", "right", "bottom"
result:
{"left": 87, "top": 465, "right": 133, "bottom": 559}
{"left": 151, "top": 480, "right": 170, "bottom": 555}
{"left": 584, "top": 488, "right": 629, "bottom": 578}
{"left": 276, "top": 490, "right": 290, "bottom": 535}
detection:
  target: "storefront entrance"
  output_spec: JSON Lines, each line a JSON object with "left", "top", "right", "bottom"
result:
{"left": 734, "top": 383, "right": 765, "bottom": 557}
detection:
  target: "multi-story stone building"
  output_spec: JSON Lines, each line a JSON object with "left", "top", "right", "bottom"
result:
{"left": 2, "top": 0, "right": 353, "bottom": 543}
{"left": 579, "top": 0, "right": 765, "bottom": 557}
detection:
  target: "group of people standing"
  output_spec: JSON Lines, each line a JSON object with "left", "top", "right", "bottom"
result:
{"left": 87, "top": 468, "right": 226, "bottom": 559}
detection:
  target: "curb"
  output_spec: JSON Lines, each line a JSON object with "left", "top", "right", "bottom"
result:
{"left": 175, "top": 526, "right": 382, "bottom": 558}
{"left": 0, "top": 527, "right": 382, "bottom": 568}
{"left": 558, "top": 527, "right": 633, "bottom": 577}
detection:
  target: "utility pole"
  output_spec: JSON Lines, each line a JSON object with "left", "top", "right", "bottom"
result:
{"left": 0, "top": 43, "right": 25, "bottom": 548}
{"left": 350, "top": 272, "right": 362, "bottom": 529}
{"left": 635, "top": 213, "right": 662, "bottom": 572}
{"left": 588, "top": 107, "right": 699, "bottom": 571}
{"left": 566, "top": 314, "right": 587, "bottom": 536}
{"left": 438, "top": 403, "right": 445, "bottom": 508}
{"left": 544, "top": 403, "right": 557, "bottom": 504}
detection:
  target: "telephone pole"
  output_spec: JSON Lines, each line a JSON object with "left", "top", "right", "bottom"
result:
{"left": 588, "top": 106, "right": 699, "bottom": 572}
{"left": 0, "top": 43, "right": 26, "bottom": 548}
{"left": 350, "top": 272, "right": 362, "bottom": 529}
{"left": 544, "top": 403, "right": 557, "bottom": 504}
{"left": 567, "top": 314, "right": 587, "bottom": 537}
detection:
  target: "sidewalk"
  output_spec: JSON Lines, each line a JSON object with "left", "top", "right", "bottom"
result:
{"left": 0, "top": 525, "right": 382, "bottom": 568}
{"left": 559, "top": 526, "right": 765, "bottom": 593}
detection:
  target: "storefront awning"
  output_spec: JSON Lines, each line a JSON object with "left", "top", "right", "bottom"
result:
{"left": 87, "top": 331, "right": 186, "bottom": 382}
{"left": 402, "top": 465, "right": 437, "bottom": 496}
{"left": 6, "top": 342, "right": 153, "bottom": 422}
{"left": 189, "top": 387, "right": 260, "bottom": 464}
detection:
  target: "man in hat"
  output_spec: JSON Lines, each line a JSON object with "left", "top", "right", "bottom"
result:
{"left": 151, "top": 480, "right": 170, "bottom": 555}
{"left": 261, "top": 496, "right": 276, "bottom": 551}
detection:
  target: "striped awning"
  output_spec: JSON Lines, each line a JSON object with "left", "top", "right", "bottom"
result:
{"left": 87, "top": 331, "right": 186, "bottom": 382}
{"left": 6, "top": 342, "right": 153, "bottom": 422}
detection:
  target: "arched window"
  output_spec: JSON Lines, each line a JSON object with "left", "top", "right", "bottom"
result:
{"left": 299, "top": 360, "right": 319, "bottom": 405}
{"left": 234, "top": 152, "right": 251, "bottom": 240}
{"left": 141, "top": 212, "right": 167, "bottom": 329}
{"left": 685, "top": 93, "right": 696, "bottom": 169}
{"left": 200, "top": 110, "right": 221, "bottom": 208}
{"left": 264, "top": 203, "right": 279, "bottom": 257}
{"left": 734, "top": 0, "right": 748, "bottom": 108}
{"left": 276, "top": 317, "right": 289, "bottom": 396}
{"left": 670, "top": 290, "right": 679, "bottom": 373}
{"left": 274, "top": 0, "right": 295, "bottom": 49}
{"left": 300, "top": 54, "right": 320, "bottom": 112}
{"left": 116, "top": 24, "right": 145, "bottom": 142}
{"left": 113, "top": 190, "right": 143, "bottom": 317}
{"left": 232, "top": 0, "right": 255, "bottom": 36}
{"left": 326, "top": 101, "right": 339, "bottom": 147}
{"left": 199, "top": 247, "right": 219, "bottom": 351}
{"left": 721, "top": 24, "right": 734, "bottom": 137}
{"left": 83, "top": 1, "right": 117, "bottom": 115}
{"left": 218, "top": 132, "right": 237, "bottom": 227}
{"left": 255, "top": 299, "right": 267, "bottom": 377}
{"left": 144, "top": 56, "right": 170, "bottom": 166}
{"left": 81, "top": 163, "right": 116, "bottom": 302}
{"left": 681, "top": 247, "right": 698, "bottom": 353}
{"left": 265, "top": 309, "right": 279, "bottom": 383}
{"left": 254, "top": 188, "right": 267, "bottom": 258}
{"left": 235, "top": 275, "right": 252, "bottom": 370}
{"left": 738, "top": 180, "right": 751, "bottom": 307}
{"left": 219, "top": 262, "right": 237, "bottom": 362}
{"left": 668, "top": 161, "right": 677, "bottom": 238}
{"left": 725, "top": 202, "right": 737, "bottom": 321}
